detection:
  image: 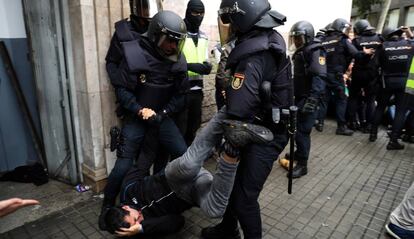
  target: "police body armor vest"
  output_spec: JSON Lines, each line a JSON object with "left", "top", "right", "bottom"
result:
{"left": 226, "top": 30, "right": 293, "bottom": 116}
{"left": 322, "top": 32, "right": 347, "bottom": 74}
{"left": 353, "top": 33, "right": 382, "bottom": 71}
{"left": 382, "top": 39, "right": 414, "bottom": 89}
{"left": 293, "top": 41, "right": 326, "bottom": 99}
{"left": 182, "top": 32, "right": 208, "bottom": 88}
{"left": 115, "top": 19, "right": 186, "bottom": 111}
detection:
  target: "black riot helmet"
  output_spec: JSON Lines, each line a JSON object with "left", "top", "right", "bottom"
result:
{"left": 145, "top": 11, "right": 187, "bottom": 62}
{"left": 289, "top": 21, "right": 315, "bottom": 50}
{"left": 129, "top": 0, "right": 160, "bottom": 33}
{"left": 353, "top": 19, "right": 375, "bottom": 35}
{"left": 218, "top": 0, "right": 271, "bottom": 34}
{"left": 382, "top": 27, "right": 403, "bottom": 40}
{"left": 331, "top": 18, "right": 351, "bottom": 35}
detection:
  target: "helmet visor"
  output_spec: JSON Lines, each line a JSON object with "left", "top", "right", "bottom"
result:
{"left": 289, "top": 31, "right": 306, "bottom": 51}
{"left": 157, "top": 29, "right": 186, "bottom": 62}
{"left": 132, "top": 0, "right": 160, "bottom": 18}
{"left": 218, "top": 2, "right": 246, "bottom": 24}
{"left": 218, "top": 16, "right": 234, "bottom": 45}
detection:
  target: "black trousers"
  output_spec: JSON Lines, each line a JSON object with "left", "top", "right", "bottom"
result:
{"left": 347, "top": 70, "right": 378, "bottom": 125}
{"left": 219, "top": 131, "right": 289, "bottom": 238}
{"left": 371, "top": 87, "right": 406, "bottom": 141}
{"left": 180, "top": 90, "right": 204, "bottom": 145}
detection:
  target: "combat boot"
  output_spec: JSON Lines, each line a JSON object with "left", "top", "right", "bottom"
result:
{"left": 402, "top": 135, "right": 414, "bottom": 143}
{"left": 369, "top": 127, "right": 377, "bottom": 142}
{"left": 222, "top": 120, "right": 273, "bottom": 147}
{"left": 315, "top": 122, "right": 324, "bottom": 132}
{"left": 348, "top": 121, "right": 360, "bottom": 131}
{"left": 287, "top": 164, "right": 308, "bottom": 179}
{"left": 201, "top": 224, "right": 241, "bottom": 239}
{"left": 336, "top": 125, "right": 353, "bottom": 136}
{"left": 386, "top": 140, "right": 404, "bottom": 150}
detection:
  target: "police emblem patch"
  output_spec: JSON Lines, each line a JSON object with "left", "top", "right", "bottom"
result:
{"left": 231, "top": 73, "right": 245, "bottom": 90}
{"left": 319, "top": 56, "right": 326, "bottom": 65}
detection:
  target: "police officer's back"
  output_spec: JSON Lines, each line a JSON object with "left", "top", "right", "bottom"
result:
{"left": 370, "top": 27, "right": 414, "bottom": 149}
{"left": 347, "top": 19, "right": 383, "bottom": 131}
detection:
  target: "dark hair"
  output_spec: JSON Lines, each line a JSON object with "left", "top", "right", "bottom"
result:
{"left": 105, "top": 206, "right": 131, "bottom": 234}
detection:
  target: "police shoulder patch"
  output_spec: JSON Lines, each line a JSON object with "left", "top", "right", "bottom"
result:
{"left": 319, "top": 56, "right": 326, "bottom": 65}
{"left": 231, "top": 73, "right": 245, "bottom": 90}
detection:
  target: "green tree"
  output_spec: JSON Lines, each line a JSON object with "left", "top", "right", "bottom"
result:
{"left": 353, "top": 0, "right": 383, "bottom": 15}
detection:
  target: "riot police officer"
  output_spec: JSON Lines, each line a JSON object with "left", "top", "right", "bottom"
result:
{"left": 369, "top": 27, "right": 414, "bottom": 149}
{"left": 99, "top": 10, "right": 189, "bottom": 229}
{"left": 347, "top": 19, "right": 383, "bottom": 132}
{"left": 202, "top": 0, "right": 292, "bottom": 238}
{"left": 288, "top": 21, "right": 327, "bottom": 178}
{"left": 318, "top": 18, "right": 373, "bottom": 135}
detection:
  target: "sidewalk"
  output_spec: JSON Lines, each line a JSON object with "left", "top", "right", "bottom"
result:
{"left": 0, "top": 120, "right": 413, "bottom": 239}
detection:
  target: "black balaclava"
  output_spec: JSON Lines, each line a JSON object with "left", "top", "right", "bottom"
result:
{"left": 184, "top": 0, "right": 204, "bottom": 34}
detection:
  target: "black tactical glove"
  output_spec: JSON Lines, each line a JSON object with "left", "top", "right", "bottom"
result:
{"left": 147, "top": 110, "right": 167, "bottom": 127}
{"left": 187, "top": 61, "right": 212, "bottom": 75}
{"left": 301, "top": 96, "right": 319, "bottom": 114}
{"left": 223, "top": 141, "right": 240, "bottom": 158}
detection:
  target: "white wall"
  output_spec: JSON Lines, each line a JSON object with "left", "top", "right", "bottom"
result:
{"left": 0, "top": 0, "right": 26, "bottom": 38}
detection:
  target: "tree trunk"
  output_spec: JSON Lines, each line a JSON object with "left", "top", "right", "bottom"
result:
{"left": 376, "top": 0, "right": 392, "bottom": 33}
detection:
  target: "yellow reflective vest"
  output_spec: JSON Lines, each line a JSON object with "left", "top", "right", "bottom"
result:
{"left": 182, "top": 32, "right": 209, "bottom": 79}
{"left": 406, "top": 58, "right": 414, "bottom": 96}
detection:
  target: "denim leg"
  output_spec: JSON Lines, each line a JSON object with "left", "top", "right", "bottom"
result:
{"left": 192, "top": 157, "right": 239, "bottom": 218}
{"left": 222, "top": 133, "right": 288, "bottom": 239}
{"left": 165, "top": 109, "right": 228, "bottom": 192}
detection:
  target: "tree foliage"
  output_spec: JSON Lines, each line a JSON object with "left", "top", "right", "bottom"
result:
{"left": 353, "top": 0, "right": 384, "bottom": 15}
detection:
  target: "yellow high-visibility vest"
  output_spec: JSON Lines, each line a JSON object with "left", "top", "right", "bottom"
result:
{"left": 406, "top": 58, "right": 414, "bottom": 96}
{"left": 182, "top": 32, "right": 208, "bottom": 78}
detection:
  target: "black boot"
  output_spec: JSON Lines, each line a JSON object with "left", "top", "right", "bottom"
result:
{"left": 222, "top": 120, "right": 273, "bottom": 147}
{"left": 315, "top": 122, "right": 324, "bottom": 132}
{"left": 369, "top": 127, "right": 377, "bottom": 142}
{"left": 98, "top": 205, "right": 111, "bottom": 231}
{"left": 201, "top": 224, "right": 241, "bottom": 239}
{"left": 287, "top": 164, "right": 308, "bottom": 179}
{"left": 402, "top": 135, "right": 414, "bottom": 143}
{"left": 386, "top": 140, "right": 405, "bottom": 150}
{"left": 336, "top": 125, "right": 353, "bottom": 136}
{"left": 349, "top": 121, "right": 360, "bottom": 131}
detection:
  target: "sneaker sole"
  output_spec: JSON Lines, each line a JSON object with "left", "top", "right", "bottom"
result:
{"left": 223, "top": 120, "right": 274, "bottom": 143}
{"left": 385, "top": 224, "right": 401, "bottom": 239}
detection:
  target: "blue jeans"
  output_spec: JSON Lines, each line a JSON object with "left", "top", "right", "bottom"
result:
{"left": 165, "top": 108, "right": 239, "bottom": 218}
{"left": 220, "top": 128, "right": 289, "bottom": 238}
{"left": 104, "top": 117, "right": 186, "bottom": 206}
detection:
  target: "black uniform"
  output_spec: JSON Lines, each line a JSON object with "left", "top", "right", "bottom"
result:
{"left": 318, "top": 31, "right": 359, "bottom": 130}
{"left": 217, "top": 29, "right": 292, "bottom": 238}
{"left": 348, "top": 31, "right": 383, "bottom": 130}
{"left": 292, "top": 40, "right": 326, "bottom": 165}
{"left": 103, "top": 20, "right": 188, "bottom": 207}
{"left": 371, "top": 37, "right": 414, "bottom": 144}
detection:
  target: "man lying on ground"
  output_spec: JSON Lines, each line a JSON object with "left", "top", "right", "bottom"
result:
{"left": 99, "top": 117, "right": 273, "bottom": 237}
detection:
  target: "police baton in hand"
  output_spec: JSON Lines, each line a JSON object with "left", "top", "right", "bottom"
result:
{"left": 288, "top": 106, "right": 298, "bottom": 194}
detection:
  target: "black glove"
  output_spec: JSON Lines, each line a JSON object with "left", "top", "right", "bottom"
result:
{"left": 187, "top": 61, "right": 212, "bottom": 75}
{"left": 301, "top": 97, "right": 319, "bottom": 114}
{"left": 223, "top": 141, "right": 240, "bottom": 158}
{"left": 147, "top": 110, "right": 167, "bottom": 127}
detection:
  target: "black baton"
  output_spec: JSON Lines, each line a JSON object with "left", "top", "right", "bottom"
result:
{"left": 288, "top": 106, "right": 298, "bottom": 194}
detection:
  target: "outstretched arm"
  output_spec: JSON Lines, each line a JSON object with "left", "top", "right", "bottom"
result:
{"left": 0, "top": 198, "right": 39, "bottom": 217}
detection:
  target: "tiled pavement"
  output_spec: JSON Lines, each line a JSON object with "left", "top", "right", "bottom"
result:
{"left": 1, "top": 120, "right": 413, "bottom": 239}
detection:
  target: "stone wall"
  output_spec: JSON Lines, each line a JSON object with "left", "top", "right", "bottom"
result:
{"left": 67, "top": 0, "right": 219, "bottom": 190}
